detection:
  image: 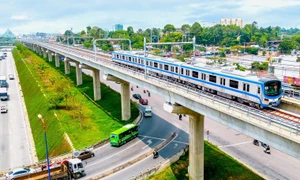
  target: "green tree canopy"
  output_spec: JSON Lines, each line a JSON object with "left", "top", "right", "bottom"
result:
{"left": 163, "top": 24, "right": 176, "bottom": 34}
{"left": 190, "top": 22, "right": 202, "bottom": 35}
{"left": 278, "top": 40, "right": 296, "bottom": 54}
{"left": 80, "top": 30, "right": 86, "bottom": 36}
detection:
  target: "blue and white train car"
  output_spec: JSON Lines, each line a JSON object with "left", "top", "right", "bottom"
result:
{"left": 112, "top": 51, "right": 282, "bottom": 108}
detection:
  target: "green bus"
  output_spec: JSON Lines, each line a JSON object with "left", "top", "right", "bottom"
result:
{"left": 110, "top": 124, "right": 139, "bottom": 146}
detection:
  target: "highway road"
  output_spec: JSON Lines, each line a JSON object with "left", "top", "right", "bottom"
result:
{"left": 0, "top": 52, "right": 33, "bottom": 171}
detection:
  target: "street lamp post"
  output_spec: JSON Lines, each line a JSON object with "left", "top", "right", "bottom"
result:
{"left": 38, "top": 114, "right": 51, "bottom": 180}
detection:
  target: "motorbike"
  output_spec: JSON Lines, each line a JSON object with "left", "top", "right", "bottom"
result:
{"left": 264, "top": 146, "right": 271, "bottom": 154}
{"left": 153, "top": 151, "right": 159, "bottom": 159}
{"left": 253, "top": 139, "right": 259, "bottom": 146}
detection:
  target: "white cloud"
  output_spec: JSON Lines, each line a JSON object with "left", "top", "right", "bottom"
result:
{"left": 11, "top": 15, "right": 28, "bottom": 20}
{"left": 238, "top": 0, "right": 300, "bottom": 14}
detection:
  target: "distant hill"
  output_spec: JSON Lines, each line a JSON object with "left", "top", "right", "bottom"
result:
{"left": 1, "top": 29, "right": 16, "bottom": 38}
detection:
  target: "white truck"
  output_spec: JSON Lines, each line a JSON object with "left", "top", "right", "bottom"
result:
{"left": 12, "top": 158, "right": 86, "bottom": 180}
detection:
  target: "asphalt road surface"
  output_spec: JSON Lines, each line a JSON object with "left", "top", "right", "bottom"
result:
{"left": 0, "top": 52, "right": 33, "bottom": 172}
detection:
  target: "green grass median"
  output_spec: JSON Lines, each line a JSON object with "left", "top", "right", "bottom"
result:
{"left": 12, "top": 43, "right": 139, "bottom": 160}
{"left": 148, "top": 141, "right": 263, "bottom": 180}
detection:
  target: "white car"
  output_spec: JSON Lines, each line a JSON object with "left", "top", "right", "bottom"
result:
{"left": 0, "top": 104, "right": 7, "bottom": 113}
{"left": 8, "top": 74, "right": 14, "bottom": 80}
{"left": 5, "top": 168, "right": 36, "bottom": 179}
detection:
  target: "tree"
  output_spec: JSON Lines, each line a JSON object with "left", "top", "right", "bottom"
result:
{"left": 64, "top": 30, "right": 72, "bottom": 37}
{"left": 278, "top": 40, "right": 296, "bottom": 54}
{"left": 190, "top": 22, "right": 202, "bottom": 36}
{"left": 48, "top": 93, "right": 64, "bottom": 109}
{"left": 80, "top": 30, "right": 86, "bottom": 36}
{"left": 262, "top": 50, "right": 266, "bottom": 56}
{"left": 181, "top": 24, "right": 191, "bottom": 33}
{"left": 86, "top": 26, "right": 91, "bottom": 35}
{"left": 163, "top": 24, "right": 176, "bottom": 34}
{"left": 127, "top": 26, "right": 134, "bottom": 37}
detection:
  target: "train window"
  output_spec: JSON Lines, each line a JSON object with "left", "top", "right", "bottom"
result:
{"left": 150, "top": 62, "right": 153, "bottom": 66}
{"left": 129, "top": 57, "right": 132, "bottom": 61}
{"left": 122, "top": 56, "right": 125, "bottom": 60}
{"left": 154, "top": 62, "right": 158, "bottom": 68}
{"left": 159, "top": 64, "right": 163, "bottom": 69}
{"left": 171, "top": 66, "right": 174, "bottom": 72}
{"left": 146, "top": 61, "right": 149, "bottom": 65}
{"left": 141, "top": 60, "right": 144, "bottom": 64}
{"left": 137, "top": 59, "right": 140, "bottom": 63}
{"left": 230, "top": 80, "right": 239, "bottom": 89}
{"left": 175, "top": 67, "right": 178, "bottom": 73}
{"left": 243, "top": 83, "right": 250, "bottom": 92}
{"left": 186, "top": 70, "right": 190, "bottom": 76}
{"left": 192, "top": 71, "right": 198, "bottom": 78}
{"left": 209, "top": 75, "right": 216, "bottom": 83}
{"left": 220, "top": 78, "right": 225, "bottom": 85}
{"left": 164, "top": 65, "right": 169, "bottom": 71}
{"left": 258, "top": 87, "right": 261, "bottom": 94}
{"left": 201, "top": 73, "right": 206, "bottom": 80}
{"left": 117, "top": 54, "right": 119, "bottom": 59}
{"left": 181, "top": 68, "right": 184, "bottom": 74}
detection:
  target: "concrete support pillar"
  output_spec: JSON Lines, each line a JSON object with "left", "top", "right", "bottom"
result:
{"left": 93, "top": 69, "right": 101, "bottom": 100}
{"left": 43, "top": 49, "right": 47, "bottom": 59}
{"left": 189, "top": 113, "right": 204, "bottom": 180}
{"left": 75, "top": 62, "right": 82, "bottom": 85}
{"left": 39, "top": 47, "right": 42, "bottom": 56}
{"left": 163, "top": 103, "right": 204, "bottom": 180}
{"left": 55, "top": 54, "right": 60, "bottom": 67}
{"left": 120, "top": 82, "right": 131, "bottom": 120}
{"left": 103, "top": 74, "right": 131, "bottom": 120}
{"left": 48, "top": 52, "right": 52, "bottom": 62}
{"left": 64, "top": 58, "right": 70, "bottom": 74}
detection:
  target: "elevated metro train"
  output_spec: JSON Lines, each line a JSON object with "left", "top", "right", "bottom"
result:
{"left": 112, "top": 51, "right": 282, "bottom": 109}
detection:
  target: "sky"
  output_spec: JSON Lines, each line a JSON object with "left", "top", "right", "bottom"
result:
{"left": 0, "top": 0, "right": 300, "bottom": 35}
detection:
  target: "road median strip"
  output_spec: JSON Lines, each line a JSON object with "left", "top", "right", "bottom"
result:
{"left": 91, "top": 132, "right": 177, "bottom": 179}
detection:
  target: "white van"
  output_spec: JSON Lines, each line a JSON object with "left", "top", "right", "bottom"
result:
{"left": 144, "top": 106, "right": 152, "bottom": 117}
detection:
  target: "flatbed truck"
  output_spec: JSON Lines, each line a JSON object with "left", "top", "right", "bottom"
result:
{"left": 14, "top": 158, "right": 85, "bottom": 180}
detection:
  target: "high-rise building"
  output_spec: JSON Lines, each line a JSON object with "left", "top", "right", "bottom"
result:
{"left": 220, "top": 18, "right": 243, "bottom": 28}
{"left": 115, "top": 24, "right": 123, "bottom": 31}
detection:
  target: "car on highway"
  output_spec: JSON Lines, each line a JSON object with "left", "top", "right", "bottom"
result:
{"left": 72, "top": 150, "right": 95, "bottom": 160}
{"left": 0, "top": 88, "right": 8, "bottom": 101}
{"left": 1, "top": 104, "right": 7, "bottom": 113}
{"left": 5, "top": 168, "right": 36, "bottom": 179}
{"left": 8, "top": 74, "right": 14, "bottom": 80}
{"left": 139, "top": 98, "right": 148, "bottom": 105}
{"left": 133, "top": 94, "right": 141, "bottom": 99}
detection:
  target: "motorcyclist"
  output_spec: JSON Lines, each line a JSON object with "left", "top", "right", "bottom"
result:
{"left": 253, "top": 139, "right": 259, "bottom": 146}
{"left": 153, "top": 151, "right": 159, "bottom": 158}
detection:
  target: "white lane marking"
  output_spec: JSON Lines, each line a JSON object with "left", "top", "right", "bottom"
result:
{"left": 173, "top": 140, "right": 189, "bottom": 145}
{"left": 218, "top": 141, "right": 252, "bottom": 148}
{"left": 142, "top": 139, "right": 152, "bottom": 150}
{"left": 139, "top": 135, "right": 188, "bottom": 145}
{"left": 86, "top": 137, "right": 146, "bottom": 168}
{"left": 174, "top": 143, "right": 178, "bottom": 149}
{"left": 138, "top": 135, "right": 165, "bottom": 141}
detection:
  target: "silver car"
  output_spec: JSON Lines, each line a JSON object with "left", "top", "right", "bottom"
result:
{"left": 5, "top": 168, "right": 36, "bottom": 179}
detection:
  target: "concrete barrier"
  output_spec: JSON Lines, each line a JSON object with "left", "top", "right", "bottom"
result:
{"left": 129, "top": 145, "right": 189, "bottom": 180}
